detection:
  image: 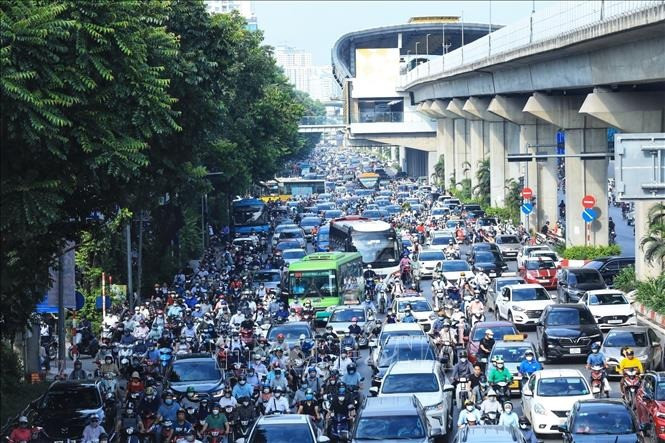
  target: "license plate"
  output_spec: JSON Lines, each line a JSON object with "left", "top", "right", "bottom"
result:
{"left": 539, "top": 279, "right": 549, "bottom": 283}
{"left": 569, "top": 348, "right": 581, "bottom": 354}
{"left": 608, "top": 319, "right": 622, "bottom": 324}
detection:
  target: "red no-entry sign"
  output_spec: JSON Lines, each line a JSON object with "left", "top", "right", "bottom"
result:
{"left": 582, "top": 195, "right": 596, "bottom": 209}
{"left": 521, "top": 187, "right": 533, "bottom": 199}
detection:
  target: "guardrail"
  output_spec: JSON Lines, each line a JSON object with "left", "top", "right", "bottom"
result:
{"left": 299, "top": 116, "right": 344, "bottom": 126}
{"left": 401, "top": 0, "right": 659, "bottom": 86}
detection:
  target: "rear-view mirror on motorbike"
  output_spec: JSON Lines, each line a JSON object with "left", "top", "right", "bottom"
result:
{"left": 369, "top": 387, "right": 379, "bottom": 397}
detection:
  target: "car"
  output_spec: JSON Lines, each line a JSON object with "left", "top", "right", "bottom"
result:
{"left": 415, "top": 249, "right": 446, "bottom": 278}
{"left": 559, "top": 399, "right": 650, "bottom": 442}
{"left": 369, "top": 335, "right": 437, "bottom": 387}
{"left": 431, "top": 207, "right": 449, "bottom": 220}
{"left": 390, "top": 296, "right": 436, "bottom": 332}
{"left": 486, "top": 276, "right": 526, "bottom": 313}
{"left": 314, "top": 225, "right": 330, "bottom": 252}
{"left": 463, "top": 204, "right": 483, "bottom": 212}
{"left": 469, "top": 242, "right": 502, "bottom": 255}
{"left": 635, "top": 371, "right": 665, "bottom": 442}
{"left": 486, "top": 337, "right": 544, "bottom": 393}
{"left": 517, "top": 245, "right": 552, "bottom": 269}
{"left": 494, "top": 235, "right": 521, "bottom": 260}
{"left": 251, "top": 269, "right": 282, "bottom": 291}
{"left": 496, "top": 283, "right": 554, "bottom": 326}
{"left": 282, "top": 248, "right": 307, "bottom": 265}
{"left": 583, "top": 256, "right": 635, "bottom": 287}
{"left": 521, "top": 369, "right": 594, "bottom": 435}
{"left": 466, "top": 321, "right": 521, "bottom": 365}
{"left": 242, "top": 414, "right": 330, "bottom": 443}
{"left": 272, "top": 223, "right": 300, "bottom": 246}
{"left": 475, "top": 217, "right": 499, "bottom": 230}
{"left": 273, "top": 227, "right": 307, "bottom": 249}
{"left": 20, "top": 381, "right": 107, "bottom": 441}
{"left": 536, "top": 304, "right": 603, "bottom": 362}
{"left": 368, "top": 323, "right": 426, "bottom": 368}
{"left": 352, "top": 395, "right": 436, "bottom": 443}
{"left": 469, "top": 250, "right": 508, "bottom": 277}
{"left": 557, "top": 268, "right": 606, "bottom": 303}
{"left": 299, "top": 216, "right": 322, "bottom": 239}
{"left": 376, "top": 360, "right": 455, "bottom": 436}
{"left": 465, "top": 210, "right": 485, "bottom": 223}
{"left": 428, "top": 234, "right": 456, "bottom": 250}
{"left": 529, "top": 249, "right": 562, "bottom": 268}
{"left": 578, "top": 289, "right": 637, "bottom": 330}
{"left": 165, "top": 353, "right": 224, "bottom": 400}
{"left": 326, "top": 306, "right": 375, "bottom": 346}
{"left": 323, "top": 209, "right": 343, "bottom": 221}
{"left": 452, "top": 425, "right": 531, "bottom": 443}
{"left": 362, "top": 209, "right": 383, "bottom": 220}
{"left": 266, "top": 322, "right": 314, "bottom": 348}
{"left": 233, "top": 236, "right": 258, "bottom": 250}
{"left": 601, "top": 326, "right": 664, "bottom": 375}
{"left": 518, "top": 257, "right": 558, "bottom": 289}
{"left": 275, "top": 240, "right": 303, "bottom": 254}
{"left": 434, "top": 260, "right": 472, "bottom": 284}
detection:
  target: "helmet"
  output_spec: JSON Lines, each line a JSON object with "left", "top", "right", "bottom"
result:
{"left": 18, "top": 416, "right": 28, "bottom": 424}
{"left": 487, "top": 388, "right": 497, "bottom": 397}
{"left": 519, "top": 416, "right": 530, "bottom": 426}
{"left": 351, "top": 317, "right": 358, "bottom": 323}
{"left": 495, "top": 357, "right": 504, "bottom": 364}
{"left": 186, "top": 386, "right": 196, "bottom": 394}
{"left": 524, "top": 349, "right": 534, "bottom": 356}
{"left": 591, "top": 342, "right": 601, "bottom": 351}
{"left": 626, "top": 348, "right": 634, "bottom": 356}
{"left": 347, "top": 363, "right": 357, "bottom": 373}
{"left": 276, "top": 333, "right": 285, "bottom": 340}
{"left": 485, "top": 329, "right": 494, "bottom": 336}
{"left": 299, "top": 334, "right": 306, "bottom": 340}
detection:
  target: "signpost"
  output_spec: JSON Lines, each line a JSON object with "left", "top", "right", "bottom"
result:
{"left": 582, "top": 195, "right": 596, "bottom": 209}
{"left": 521, "top": 202, "right": 534, "bottom": 215}
{"left": 521, "top": 187, "right": 533, "bottom": 199}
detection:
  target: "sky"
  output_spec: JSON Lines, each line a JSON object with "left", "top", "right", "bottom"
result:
{"left": 254, "top": 0, "right": 559, "bottom": 65}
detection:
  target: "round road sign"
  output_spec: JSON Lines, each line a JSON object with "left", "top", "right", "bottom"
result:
{"left": 582, "top": 195, "right": 596, "bottom": 209}
{"left": 521, "top": 187, "right": 533, "bottom": 199}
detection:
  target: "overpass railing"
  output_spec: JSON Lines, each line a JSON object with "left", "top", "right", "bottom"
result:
{"left": 299, "top": 115, "right": 344, "bottom": 126}
{"left": 401, "top": 0, "right": 660, "bottom": 86}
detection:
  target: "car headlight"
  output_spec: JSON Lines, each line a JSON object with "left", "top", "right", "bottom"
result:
{"left": 424, "top": 401, "right": 444, "bottom": 412}
{"left": 533, "top": 402, "right": 547, "bottom": 415}
{"left": 512, "top": 305, "right": 525, "bottom": 312}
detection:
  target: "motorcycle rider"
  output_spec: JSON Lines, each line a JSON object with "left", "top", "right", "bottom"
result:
{"left": 519, "top": 416, "right": 539, "bottom": 443}
{"left": 616, "top": 347, "right": 644, "bottom": 397}
{"left": 401, "top": 307, "right": 417, "bottom": 323}
{"left": 451, "top": 352, "right": 474, "bottom": 408}
{"left": 467, "top": 296, "right": 484, "bottom": 322}
{"left": 445, "top": 239, "right": 457, "bottom": 259}
{"left": 457, "top": 400, "right": 482, "bottom": 428}
{"left": 342, "top": 363, "right": 362, "bottom": 391}
{"left": 348, "top": 317, "right": 362, "bottom": 336}
{"left": 488, "top": 357, "right": 513, "bottom": 386}
{"left": 133, "top": 319, "right": 150, "bottom": 340}
{"left": 115, "top": 404, "right": 140, "bottom": 437}
{"left": 235, "top": 397, "right": 257, "bottom": 438}
{"left": 82, "top": 415, "right": 106, "bottom": 443}
{"left": 69, "top": 360, "right": 88, "bottom": 380}
{"left": 8, "top": 416, "right": 32, "bottom": 443}
{"left": 498, "top": 402, "right": 519, "bottom": 428}
{"left": 436, "top": 320, "right": 457, "bottom": 363}
{"left": 517, "top": 350, "right": 542, "bottom": 380}
{"left": 200, "top": 404, "right": 229, "bottom": 439}
{"left": 360, "top": 295, "right": 376, "bottom": 314}
{"left": 100, "top": 354, "right": 119, "bottom": 375}
{"left": 477, "top": 330, "right": 495, "bottom": 367}
{"left": 297, "top": 390, "right": 321, "bottom": 423}
{"left": 479, "top": 389, "right": 502, "bottom": 416}
{"left": 265, "top": 387, "right": 289, "bottom": 414}
{"left": 585, "top": 342, "right": 610, "bottom": 395}
{"left": 432, "top": 276, "right": 447, "bottom": 310}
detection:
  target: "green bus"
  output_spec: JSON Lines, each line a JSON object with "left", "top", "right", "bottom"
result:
{"left": 287, "top": 252, "right": 364, "bottom": 321}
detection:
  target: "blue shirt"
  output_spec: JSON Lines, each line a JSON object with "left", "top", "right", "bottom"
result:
{"left": 342, "top": 372, "right": 362, "bottom": 387}
{"left": 158, "top": 401, "right": 181, "bottom": 421}
{"left": 402, "top": 314, "right": 417, "bottom": 323}
{"left": 232, "top": 382, "right": 253, "bottom": 399}
{"left": 518, "top": 359, "right": 542, "bottom": 376}
{"left": 586, "top": 352, "right": 606, "bottom": 367}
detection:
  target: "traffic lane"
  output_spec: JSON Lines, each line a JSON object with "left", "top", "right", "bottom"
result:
{"left": 609, "top": 203, "right": 635, "bottom": 257}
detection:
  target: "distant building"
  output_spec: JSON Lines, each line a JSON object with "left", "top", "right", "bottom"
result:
{"left": 205, "top": 0, "right": 257, "bottom": 31}
{"left": 274, "top": 45, "right": 341, "bottom": 102}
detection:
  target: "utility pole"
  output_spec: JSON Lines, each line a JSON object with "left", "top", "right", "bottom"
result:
{"left": 137, "top": 213, "right": 144, "bottom": 305}
{"left": 57, "top": 252, "right": 65, "bottom": 372}
{"left": 426, "top": 34, "right": 431, "bottom": 55}
{"left": 125, "top": 223, "right": 133, "bottom": 310}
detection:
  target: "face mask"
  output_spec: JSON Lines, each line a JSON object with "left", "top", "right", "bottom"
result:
{"left": 505, "top": 407, "right": 512, "bottom": 413}
{"left": 338, "top": 396, "right": 345, "bottom": 402}
{"left": 225, "top": 393, "right": 231, "bottom": 398}
{"left": 274, "top": 393, "right": 281, "bottom": 398}
{"left": 309, "top": 373, "right": 316, "bottom": 378}
{"left": 242, "top": 401, "right": 249, "bottom": 407}
{"left": 526, "top": 356, "right": 533, "bottom": 361}
{"left": 187, "top": 392, "right": 194, "bottom": 398}
{"left": 460, "top": 358, "right": 467, "bottom": 363}
{"left": 239, "top": 380, "right": 246, "bottom": 385}
{"left": 497, "top": 364, "right": 504, "bottom": 369}
{"left": 592, "top": 349, "right": 598, "bottom": 353}
{"left": 466, "top": 406, "right": 474, "bottom": 412}
{"left": 165, "top": 399, "right": 173, "bottom": 405}
{"left": 91, "top": 422, "right": 99, "bottom": 427}
{"left": 186, "top": 436, "right": 195, "bottom": 442}
{"left": 348, "top": 369, "right": 355, "bottom": 374}
{"left": 519, "top": 424, "right": 527, "bottom": 430}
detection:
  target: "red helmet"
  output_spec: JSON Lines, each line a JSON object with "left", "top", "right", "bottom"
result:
{"left": 277, "top": 333, "right": 285, "bottom": 340}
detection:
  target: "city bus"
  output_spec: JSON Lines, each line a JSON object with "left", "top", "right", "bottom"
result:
{"left": 328, "top": 216, "right": 401, "bottom": 277}
{"left": 357, "top": 172, "right": 380, "bottom": 189}
{"left": 231, "top": 198, "right": 270, "bottom": 234}
{"left": 287, "top": 252, "right": 364, "bottom": 321}
{"left": 275, "top": 177, "right": 326, "bottom": 198}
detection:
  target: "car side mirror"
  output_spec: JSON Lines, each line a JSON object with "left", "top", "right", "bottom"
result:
{"left": 317, "top": 436, "right": 331, "bottom": 443}
{"left": 557, "top": 424, "right": 568, "bottom": 433}
{"left": 443, "top": 384, "right": 455, "bottom": 393}
{"left": 538, "top": 356, "right": 546, "bottom": 362}
{"left": 369, "top": 387, "right": 379, "bottom": 397}
{"left": 652, "top": 341, "right": 660, "bottom": 347}
{"left": 522, "top": 387, "right": 533, "bottom": 397}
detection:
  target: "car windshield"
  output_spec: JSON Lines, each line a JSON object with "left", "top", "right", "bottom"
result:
{"left": 379, "top": 330, "right": 423, "bottom": 346}
{"left": 169, "top": 361, "right": 222, "bottom": 382}
{"left": 472, "top": 326, "right": 516, "bottom": 341}
{"left": 300, "top": 218, "right": 320, "bottom": 227}
{"left": 253, "top": 271, "right": 281, "bottom": 283}
{"left": 571, "top": 409, "right": 634, "bottom": 435}
{"left": 397, "top": 300, "right": 432, "bottom": 312}
{"left": 533, "top": 252, "right": 558, "bottom": 262}
{"left": 491, "top": 346, "right": 533, "bottom": 363}
{"left": 382, "top": 373, "right": 439, "bottom": 394}
{"left": 583, "top": 260, "right": 604, "bottom": 270}
{"left": 656, "top": 381, "right": 665, "bottom": 400}
{"left": 569, "top": 271, "right": 603, "bottom": 285}
{"left": 289, "top": 270, "right": 337, "bottom": 298}
{"left": 277, "top": 241, "right": 300, "bottom": 250}
{"left": 330, "top": 309, "right": 366, "bottom": 322}
{"left": 512, "top": 287, "right": 551, "bottom": 302}
{"left": 280, "top": 230, "right": 303, "bottom": 239}
{"left": 476, "top": 252, "right": 500, "bottom": 263}
{"left": 355, "top": 415, "right": 426, "bottom": 440}
{"left": 41, "top": 387, "right": 100, "bottom": 410}
{"left": 537, "top": 377, "right": 589, "bottom": 396}
{"left": 603, "top": 331, "right": 648, "bottom": 347}
{"left": 268, "top": 325, "right": 311, "bottom": 341}
{"left": 497, "top": 236, "right": 519, "bottom": 244}
{"left": 525, "top": 260, "right": 556, "bottom": 270}
{"left": 432, "top": 236, "right": 454, "bottom": 245}
{"left": 588, "top": 292, "right": 627, "bottom": 305}
{"left": 441, "top": 261, "right": 470, "bottom": 272}
{"left": 419, "top": 251, "right": 444, "bottom": 261}
{"left": 496, "top": 279, "right": 525, "bottom": 291}
{"left": 283, "top": 250, "right": 305, "bottom": 260}
{"left": 378, "top": 342, "right": 435, "bottom": 367}
{"left": 251, "top": 424, "right": 315, "bottom": 443}
{"left": 547, "top": 308, "right": 594, "bottom": 326}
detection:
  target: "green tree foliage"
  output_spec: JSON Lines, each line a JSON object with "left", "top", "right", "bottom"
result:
{"left": 613, "top": 265, "right": 637, "bottom": 293}
{"left": 432, "top": 155, "right": 446, "bottom": 189}
{"left": 635, "top": 274, "right": 665, "bottom": 315}
{"left": 559, "top": 245, "right": 621, "bottom": 260}
{"left": 504, "top": 178, "right": 522, "bottom": 224}
{"left": 474, "top": 159, "right": 491, "bottom": 207}
{"left": 639, "top": 202, "right": 665, "bottom": 272}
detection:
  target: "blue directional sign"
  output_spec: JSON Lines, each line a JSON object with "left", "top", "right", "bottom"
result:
{"left": 582, "top": 208, "right": 598, "bottom": 223}
{"left": 521, "top": 203, "right": 534, "bottom": 215}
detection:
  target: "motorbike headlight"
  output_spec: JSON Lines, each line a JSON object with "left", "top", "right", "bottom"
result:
{"left": 512, "top": 305, "right": 525, "bottom": 312}
{"left": 533, "top": 402, "right": 548, "bottom": 416}
{"left": 424, "top": 401, "right": 444, "bottom": 412}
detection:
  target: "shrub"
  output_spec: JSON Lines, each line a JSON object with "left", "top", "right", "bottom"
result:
{"left": 613, "top": 265, "right": 637, "bottom": 293}
{"left": 484, "top": 207, "right": 515, "bottom": 223}
{"left": 635, "top": 274, "right": 665, "bottom": 315}
{"left": 560, "top": 245, "right": 621, "bottom": 260}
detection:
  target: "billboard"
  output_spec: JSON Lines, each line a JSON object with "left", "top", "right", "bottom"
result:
{"left": 353, "top": 48, "right": 400, "bottom": 98}
{"left": 614, "top": 133, "right": 665, "bottom": 200}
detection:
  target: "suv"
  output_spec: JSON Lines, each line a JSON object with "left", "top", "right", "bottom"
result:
{"left": 536, "top": 304, "right": 603, "bottom": 362}
{"left": 353, "top": 396, "right": 438, "bottom": 443}
{"left": 166, "top": 354, "right": 225, "bottom": 399}
{"left": 369, "top": 335, "right": 437, "bottom": 387}
{"left": 583, "top": 256, "right": 635, "bottom": 287}
{"left": 635, "top": 371, "right": 665, "bottom": 442}
{"left": 559, "top": 399, "right": 649, "bottom": 442}
{"left": 376, "top": 360, "right": 455, "bottom": 436}
{"left": 557, "top": 268, "right": 606, "bottom": 303}
{"left": 243, "top": 414, "right": 329, "bottom": 443}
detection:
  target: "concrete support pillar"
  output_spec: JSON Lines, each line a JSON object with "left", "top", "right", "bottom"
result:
{"left": 399, "top": 146, "right": 407, "bottom": 173}
{"left": 437, "top": 118, "right": 455, "bottom": 190}
{"left": 536, "top": 124, "right": 559, "bottom": 227}
{"left": 488, "top": 121, "right": 507, "bottom": 207}
{"left": 505, "top": 122, "right": 521, "bottom": 184}
{"left": 390, "top": 146, "right": 397, "bottom": 162}
{"left": 468, "top": 120, "right": 485, "bottom": 190}
{"left": 453, "top": 119, "right": 468, "bottom": 183}
{"left": 427, "top": 151, "right": 438, "bottom": 185}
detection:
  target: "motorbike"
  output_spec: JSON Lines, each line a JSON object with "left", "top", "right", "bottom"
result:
{"left": 329, "top": 412, "right": 351, "bottom": 443}
{"left": 438, "top": 340, "right": 454, "bottom": 369}
{"left": 122, "top": 427, "right": 141, "bottom": 443}
{"left": 469, "top": 309, "right": 485, "bottom": 328}
{"left": 456, "top": 377, "right": 470, "bottom": 410}
{"left": 205, "top": 428, "right": 225, "bottom": 443}
{"left": 69, "top": 327, "right": 99, "bottom": 359}
{"left": 378, "top": 289, "right": 387, "bottom": 314}
{"left": 482, "top": 411, "right": 500, "bottom": 425}
{"left": 158, "top": 347, "right": 173, "bottom": 375}
{"left": 589, "top": 365, "right": 609, "bottom": 399}
{"left": 492, "top": 381, "right": 510, "bottom": 404}
{"left": 622, "top": 368, "right": 641, "bottom": 406}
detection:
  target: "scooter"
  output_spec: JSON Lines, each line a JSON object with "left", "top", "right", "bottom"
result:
{"left": 589, "top": 365, "right": 609, "bottom": 399}
{"left": 622, "top": 368, "right": 641, "bottom": 407}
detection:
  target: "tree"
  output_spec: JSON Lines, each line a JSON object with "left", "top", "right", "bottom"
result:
{"left": 431, "top": 155, "right": 446, "bottom": 189}
{"left": 504, "top": 178, "right": 522, "bottom": 225}
{"left": 473, "top": 158, "right": 491, "bottom": 206}
{"left": 640, "top": 202, "right": 665, "bottom": 271}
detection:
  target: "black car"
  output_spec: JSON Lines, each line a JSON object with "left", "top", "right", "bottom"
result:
{"left": 468, "top": 250, "right": 508, "bottom": 278}
{"left": 22, "top": 381, "right": 110, "bottom": 441}
{"left": 537, "top": 304, "right": 603, "bottom": 361}
{"left": 559, "top": 399, "right": 650, "bottom": 442}
{"left": 469, "top": 242, "right": 502, "bottom": 255}
{"left": 556, "top": 268, "right": 606, "bottom": 303}
{"left": 583, "top": 256, "right": 635, "bottom": 287}
{"left": 166, "top": 354, "right": 225, "bottom": 400}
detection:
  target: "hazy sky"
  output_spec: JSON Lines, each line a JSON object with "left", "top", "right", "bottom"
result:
{"left": 254, "top": 1, "right": 558, "bottom": 65}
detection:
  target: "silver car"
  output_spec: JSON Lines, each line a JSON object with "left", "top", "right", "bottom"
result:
{"left": 495, "top": 235, "right": 521, "bottom": 260}
{"left": 601, "top": 326, "right": 664, "bottom": 376}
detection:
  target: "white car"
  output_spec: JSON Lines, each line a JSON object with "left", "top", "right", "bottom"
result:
{"left": 517, "top": 245, "right": 553, "bottom": 269}
{"left": 522, "top": 369, "right": 594, "bottom": 435}
{"left": 434, "top": 260, "right": 471, "bottom": 284}
{"left": 496, "top": 284, "right": 554, "bottom": 325}
{"left": 376, "top": 360, "right": 455, "bottom": 436}
{"left": 578, "top": 289, "right": 637, "bottom": 330}
{"left": 391, "top": 296, "right": 436, "bottom": 332}
{"left": 415, "top": 249, "right": 445, "bottom": 278}
{"left": 282, "top": 248, "right": 306, "bottom": 266}
{"left": 430, "top": 207, "right": 449, "bottom": 220}
{"left": 530, "top": 249, "right": 562, "bottom": 268}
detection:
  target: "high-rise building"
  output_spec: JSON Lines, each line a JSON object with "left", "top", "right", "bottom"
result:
{"left": 273, "top": 45, "right": 341, "bottom": 102}
{"left": 205, "top": 0, "right": 257, "bottom": 31}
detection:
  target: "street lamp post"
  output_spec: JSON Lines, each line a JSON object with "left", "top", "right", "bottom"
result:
{"left": 426, "top": 34, "right": 431, "bottom": 55}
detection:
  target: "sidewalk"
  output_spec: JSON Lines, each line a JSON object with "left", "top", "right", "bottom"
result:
{"left": 635, "top": 302, "right": 665, "bottom": 337}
